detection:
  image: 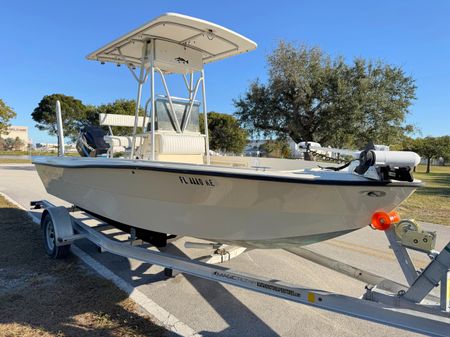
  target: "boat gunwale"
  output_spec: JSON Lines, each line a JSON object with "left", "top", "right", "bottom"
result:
{"left": 33, "top": 159, "right": 423, "bottom": 188}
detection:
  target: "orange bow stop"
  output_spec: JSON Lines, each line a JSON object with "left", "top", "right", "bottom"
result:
{"left": 371, "top": 211, "right": 400, "bottom": 230}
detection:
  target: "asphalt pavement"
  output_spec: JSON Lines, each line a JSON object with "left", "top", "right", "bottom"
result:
{"left": 1, "top": 163, "right": 449, "bottom": 337}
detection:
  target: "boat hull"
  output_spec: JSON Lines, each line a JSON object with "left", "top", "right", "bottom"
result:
{"left": 34, "top": 158, "right": 418, "bottom": 248}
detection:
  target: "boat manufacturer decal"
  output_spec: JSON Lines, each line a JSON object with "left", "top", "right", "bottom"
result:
{"left": 175, "top": 57, "right": 189, "bottom": 64}
{"left": 213, "top": 271, "right": 254, "bottom": 284}
{"left": 213, "top": 271, "right": 301, "bottom": 297}
{"left": 179, "top": 176, "right": 215, "bottom": 187}
{"left": 361, "top": 190, "right": 386, "bottom": 197}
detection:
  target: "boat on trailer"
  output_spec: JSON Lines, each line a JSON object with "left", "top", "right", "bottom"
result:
{"left": 34, "top": 13, "right": 422, "bottom": 248}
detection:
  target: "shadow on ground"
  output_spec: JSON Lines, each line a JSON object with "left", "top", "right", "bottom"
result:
{"left": 414, "top": 172, "right": 450, "bottom": 197}
{"left": 165, "top": 245, "right": 278, "bottom": 337}
{"left": 0, "top": 204, "right": 170, "bottom": 337}
{"left": 0, "top": 165, "right": 36, "bottom": 171}
{"left": 72, "top": 221, "right": 279, "bottom": 336}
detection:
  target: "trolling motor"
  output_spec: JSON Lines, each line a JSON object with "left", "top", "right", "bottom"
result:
{"left": 355, "top": 143, "right": 420, "bottom": 182}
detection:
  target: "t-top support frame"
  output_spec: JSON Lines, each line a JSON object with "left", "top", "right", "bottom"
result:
{"left": 117, "top": 39, "right": 210, "bottom": 163}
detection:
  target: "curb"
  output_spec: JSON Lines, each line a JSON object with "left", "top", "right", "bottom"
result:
{"left": 0, "top": 192, "right": 200, "bottom": 337}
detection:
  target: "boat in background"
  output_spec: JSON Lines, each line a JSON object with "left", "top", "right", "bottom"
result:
{"left": 34, "top": 13, "right": 422, "bottom": 248}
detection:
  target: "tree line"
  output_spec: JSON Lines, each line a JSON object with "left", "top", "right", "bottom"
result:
{"left": 0, "top": 99, "right": 16, "bottom": 134}
{"left": 0, "top": 98, "right": 25, "bottom": 151}
{"left": 234, "top": 42, "right": 417, "bottom": 149}
{"left": 31, "top": 94, "right": 141, "bottom": 141}
{"left": 29, "top": 42, "right": 422, "bottom": 154}
{"left": 31, "top": 94, "right": 248, "bottom": 153}
{"left": 392, "top": 136, "right": 450, "bottom": 173}
{"left": 1, "top": 40, "right": 448, "bottom": 170}
{"left": 233, "top": 42, "right": 449, "bottom": 169}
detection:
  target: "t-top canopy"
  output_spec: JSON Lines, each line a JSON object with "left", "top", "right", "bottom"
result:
{"left": 86, "top": 13, "right": 257, "bottom": 69}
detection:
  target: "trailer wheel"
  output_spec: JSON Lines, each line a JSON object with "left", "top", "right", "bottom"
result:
{"left": 42, "top": 212, "right": 71, "bottom": 259}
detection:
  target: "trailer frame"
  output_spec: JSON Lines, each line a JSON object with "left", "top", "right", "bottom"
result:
{"left": 31, "top": 199, "right": 450, "bottom": 337}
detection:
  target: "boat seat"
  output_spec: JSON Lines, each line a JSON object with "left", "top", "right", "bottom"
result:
{"left": 139, "top": 133, "right": 206, "bottom": 164}
{"left": 157, "top": 133, "right": 205, "bottom": 155}
{"left": 99, "top": 113, "right": 147, "bottom": 156}
{"left": 103, "top": 135, "right": 143, "bottom": 149}
{"left": 98, "top": 112, "right": 206, "bottom": 163}
{"left": 99, "top": 113, "right": 145, "bottom": 127}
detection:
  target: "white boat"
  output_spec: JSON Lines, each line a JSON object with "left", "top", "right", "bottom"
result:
{"left": 34, "top": 13, "right": 422, "bottom": 249}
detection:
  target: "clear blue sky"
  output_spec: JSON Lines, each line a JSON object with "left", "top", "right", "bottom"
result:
{"left": 1, "top": 0, "right": 449, "bottom": 143}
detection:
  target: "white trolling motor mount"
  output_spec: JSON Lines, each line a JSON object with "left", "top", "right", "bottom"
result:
{"left": 355, "top": 145, "right": 421, "bottom": 182}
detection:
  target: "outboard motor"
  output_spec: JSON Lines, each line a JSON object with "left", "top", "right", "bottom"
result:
{"left": 76, "top": 125, "right": 109, "bottom": 157}
{"left": 355, "top": 143, "right": 420, "bottom": 182}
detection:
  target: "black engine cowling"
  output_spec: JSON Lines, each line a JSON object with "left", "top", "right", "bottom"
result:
{"left": 76, "top": 126, "right": 109, "bottom": 157}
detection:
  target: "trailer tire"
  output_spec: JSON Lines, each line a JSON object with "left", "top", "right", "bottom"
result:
{"left": 42, "top": 212, "right": 71, "bottom": 259}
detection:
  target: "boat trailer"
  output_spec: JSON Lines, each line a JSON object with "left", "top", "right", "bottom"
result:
{"left": 31, "top": 200, "right": 450, "bottom": 337}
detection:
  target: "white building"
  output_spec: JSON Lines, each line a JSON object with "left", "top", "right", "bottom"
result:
{"left": 0, "top": 125, "right": 30, "bottom": 151}
{"left": 35, "top": 143, "right": 59, "bottom": 151}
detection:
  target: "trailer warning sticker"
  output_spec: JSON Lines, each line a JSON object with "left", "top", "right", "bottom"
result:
{"left": 179, "top": 176, "right": 215, "bottom": 187}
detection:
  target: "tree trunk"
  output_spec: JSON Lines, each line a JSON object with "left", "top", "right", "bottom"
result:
{"left": 426, "top": 157, "right": 431, "bottom": 173}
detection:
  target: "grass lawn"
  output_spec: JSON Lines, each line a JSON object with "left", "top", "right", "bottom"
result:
{"left": 0, "top": 158, "right": 32, "bottom": 164}
{"left": 0, "top": 195, "right": 168, "bottom": 337}
{"left": 399, "top": 165, "right": 450, "bottom": 226}
{"left": 0, "top": 151, "right": 79, "bottom": 156}
{"left": 0, "top": 151, "right": 54, "bottom": 156}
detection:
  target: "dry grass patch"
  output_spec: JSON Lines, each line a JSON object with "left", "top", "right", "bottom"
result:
{"left": 0, "top": 158, "right": 31, "bottom": 164}
{"left": 0, "top": 196, "right": 168, "bottom": 337}
{"left": 399, "top": 165, "right": 450, "bottom": 225}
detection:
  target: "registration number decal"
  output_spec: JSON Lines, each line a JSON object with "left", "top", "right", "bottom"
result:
{"left": 179, "top": 176, "right": 215, "bottom": 187}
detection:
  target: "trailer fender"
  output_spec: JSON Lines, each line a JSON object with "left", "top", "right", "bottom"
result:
{"left": 41, "top": 207, "right": 74, "bottom": 247}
